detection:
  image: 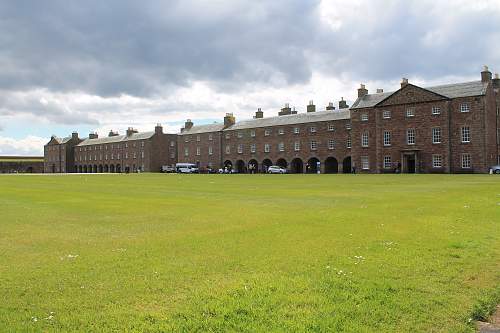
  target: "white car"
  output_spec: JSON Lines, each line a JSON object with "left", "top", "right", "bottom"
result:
{"left": 175, "top": 163, "right": 199, "bottom": 174}
{"left": 267, "top": 166, "right": 287, "bottom": 174}
{"left": 490, "top": 165, "right": 500, "bottom": 174}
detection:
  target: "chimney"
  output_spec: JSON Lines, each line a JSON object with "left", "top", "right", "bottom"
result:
{"left": 401, "top": 78, "right": 409, "bottom": 88}
{"left": 223, "top": 113, "right": 235, "bottom": 128}
{"left": 338, "top": 97, "right": 349, "bottom": 109}
{"left": 254, "top": 108, "right": 264, "bottom": 119}
{"left": 376, "top": 88, "right": 384, "bottom": 93}
{"left": 155, "top": 123, "right": 163, "bottom": 134}
{"left": 481, "top": 65, "right": 492, "bottom": 83}
{"left": 126, "top": 127, "right": 138, "bottom": 136}
{"left": 184, "top": 119, "right": 193, "bottom": 130}
{"left": 108, "top": 130, "right": 119, "bottom": 137}
{"left": 279, "top": 103, "right": 292, "bottom": 116}
{"left": 71, "top": 131, "right": 79, "bottom": 140}
{"left": 307, "top": 101, "right": 316, "bottom": 113}
{"left": 291, "top": 106, "right": 298, "bottom": 115}
{"left": 358, "top": 84, "right": 368, "bottom": 98}
{"left": 326, "top": 102, "right": 336, "bottom": 111}
{"left": 89, "top": 132, "right": 98, "bottom": 139}
{"left": 493, "top": 73, "right": 500, "bottom": 88}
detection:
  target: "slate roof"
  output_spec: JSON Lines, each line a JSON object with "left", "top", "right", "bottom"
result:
{"left": 77, "top": 131, "right": 155, "bottom": 146}
{"left": 351, "top": 80, "right": 488, "bottom": 109}
{"left": 48, "top": 136, "right": 72, "bottom": 145}
{"left": 225, "top": 109, "right": 351, "bottom": 131}
{"left": 179, "top": 123, "right": 226, "bottom": 135}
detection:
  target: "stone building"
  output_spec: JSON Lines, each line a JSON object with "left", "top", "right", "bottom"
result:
{"left": 44, "top": 132, "right": 81, "bottom": 173}
{"left": 0, "top": 156, "right": 44, "bottom": 174}
{"left": 73, "top": 124, "right": 176, "bottom": 173}
{"left": 350, "top": 66, "right": 500, "bottom": 173}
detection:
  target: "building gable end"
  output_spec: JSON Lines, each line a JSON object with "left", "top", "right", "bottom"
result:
{"left": 375, "top": 84, "right": 449, "bottom": 107}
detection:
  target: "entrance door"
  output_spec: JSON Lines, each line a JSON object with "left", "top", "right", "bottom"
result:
{"left": 405, "top": 154, "right": 416, "bottom": 173}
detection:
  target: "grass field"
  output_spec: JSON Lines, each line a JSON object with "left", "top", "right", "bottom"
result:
{"left": 0, "top": 174, "right": 499, "bottom": 332}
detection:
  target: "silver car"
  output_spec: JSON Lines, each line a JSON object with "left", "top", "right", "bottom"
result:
{"left": 267, "top": 166, "right": 287, "bottom": 174}
{"left": 491, "top": 165, "right": 500, "bottom": 174}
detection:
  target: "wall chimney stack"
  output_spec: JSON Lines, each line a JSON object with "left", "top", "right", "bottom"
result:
{"left": 326, "top": 102, "right": 335, "bottom": 111}
{"left": 376, "top": 88, "right": 384, "bottom": 93}
{"left": 89, "top": 132, "right": 98, "bottom": 139}
{"left": 493, "top": 73, "right": 500, "bottom": 88}
{"left": 126, "top": 127, "right": 138, "bottom": 136}
{"left": 401, "top": 78, "right": 409, "bottom": 88}
{"left": 155, "top": 123, "right": 163, "bottom": 134}
{"left": 223, "top": 113, "right": 235, "bottom": 128}
{"left": 108, "top": 130, "right": 119, "bottom": 137}
{"left": 307, "top": 100, "right": 316, "bottom": 113}
{"left": 254, "top": 108, "right": 264, "bottom": 119}
{"left": 71, "top": 132, "right": 79, "bottom": 140}
{"left": 358, "top": 84, "right": 368, "bottom": 98}
{"left": 184, "top": 119, "right": 194, "bottom": 131}
{"left": 279, "top": 103, "right": 292, "bottom": 116}
{"left": 338, "top": 97, "right": 349, "bottom": 109}
{"left": 482, "top": 65, "right": 492, "bottom": 83}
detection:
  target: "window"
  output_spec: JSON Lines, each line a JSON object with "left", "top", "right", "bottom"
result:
{"left": 293, "top": 127, "right": 300, "bottom": 134}
{"left": 278, "top": 128, "right": 284, "bottom": 135}
{"left": 461, "top": 126, "right": 470, "bottom": 143}
{"left": 461, "top": 153, "right": 471, "bottom": 168}
{"left": 141, "top": 151, "right": 144, "bottom": 159}
{"left": 184, "top": 136, "right": 189, "bottom": 143}
{"left": 264, "top": 144, "right": 270, "bottom": 153}
{"left": 328, "top": 139, "right": 335, "bottom": 150}
{"left": 170, "top": 152, "right": 175, "bottom": 159}
{"left": 328, "top": 123, "right": 335, "bottom": 131}
{"left": 250, "top": 130, "right": 256, "bottom": 137}
{"left": 111, "top": 153, "right": 114, "bottom": 160}
{"left": 225, "top": 133, "right": 230, "bottom": 139}
{"left": 250, "top": 144, "right": 256, "bottom": 153}
{"left": 361, "top": 156, "right": 369, "bottom": 170}
{"left": 278, "top": 142, "right": 285, "bottom": 152}
{"left": 117, "top": 153, "right": 120, "bottom": 160}
{"left": 383, "top": 131, "right": 391, "bottom": 146}
{"left": 170, "top": 141, "right": 175, "bottom": 147}
{"left": 347, "top": 135, "right": 352, "bottom": 148}
{"left": 406, "top": 107, "right": 415, "bottom": 117}
{"left": 310, "top": 126, "right": 317, "bottom": 133}
{"left": 361, "top": 132, "right": 369, "bottom": 147}
{"left": 432, "top": 155, "right": 442, "bottom": 168}
{"left": 196, "top": 147, "right": 200, "bottom": 156}
{"left": 125, "top": 152, "right": 128, "bottom": 159}
{"left": 460, "top": 103, "right": 470, "bottom": 113}
{"left": 237, "top": 132, "right": 243, "bottom": 138}
{"left": 407, "top": 129, "right": 415, "bottom": 145}
{"left": 196, "top": 135, "right": 200, "bottom": 142}
{"left": 383, "top": 110, "right": 391, "bottom": 119}
{"left": 361, "top": 113, "right": 369, "bottom": 121}
{"left": 384, "top": 156, "right": 392, "bottom": 169}
{"left": 294, "top": 141, "right": 300, "bottom": 151}
{"left": 208, "top": 134, "right": 213, "bottom": 141}
{"left": 264, "top": 129, "right": 270, "bottom": 136}
{"left": 141, "top": 141, "right": 145, "bottom": 147}
{"left": 133, "top": 152, "right": 136, "bottom": 159}
{"left": 208, "top": 146, "right": 213, "bottom": 155}
{"left": 225, "top": 145, "right": 230, "bottom": 154}
{"left": 133, "top": 142, "right": 136, "bottom": 148}
{"left": 432, "top": 127, "right": 441, "bottom": 144}
{"left": 237, "top": 144, "right": 243, "bottom": 154}
{"left": 346, "top": 123, "right": 352, "bottom": 130}
{"left": 310, "top": 140, "right": 317, "bottom": 150}
{"left": 432, "top": 106, "right": 441, "bottom": 115}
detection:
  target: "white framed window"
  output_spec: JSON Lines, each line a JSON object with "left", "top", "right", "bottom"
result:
{"left": 361, "top": 113, "right": 369, "bottom": 121}
{"left": 432, "top": 106, "right": 441, "bottom": 115}
{"left": 208, "top": 146, "right": 213, "bottom": 155}
{"left": 264, "top": 129, "right": 271, "bottom": 136}
{"left": 310, "top": 140, "right": 317, "bottom": 150}
{"left": 328, "top": 123, "right": 335, "bottom": 131}
{"left": 278, "top": 142, "right": 284, "bottom": 152}
{"left": 125, "top": 152, "right": 128, "bottom": 159}
{"left": 237, "top": 144, "right": 243, "bottom": 154}
{"left": 196, "top": 147, "right": 200, "bottom": 156}
{"left": 361, "top": 156, "right": 369, "bottom": 170}
{"left": 294, "top": 141, "right": 300, "bottom": 151}
{"left": 184, "top": 136, "right": 189, "bottom": 143}
{"left": 346, "top": 123, "right": 352, "bottom": 130}
{"left": 237, "top": 132, "right": 243, "bottom": 138}
{"left": 170, "top": 141, "right": 175, "bottom": 147}
{"left": 310, "top": 126, "right": 316, "bottom": 133}
{"left": 117, "top": 153, "right": 120, "bottom": 160}
{"left": 461, "top": 153, "right": 471, "bottom": 168}
{"left": 208, "top": 134, "right": 213, "bottom": 141}
{"left": 328, "top": 139, "right": 335, "bottom": 150}
{"left": 141, "top": 141, "right": 145, "bottom": 147}
{"left": 250, "top": 144, "right": 256, "bottom": 153}
{"left": 133, "top": 152, "right": 137, "bottom": 159}
{"left": 278, "top": 128, "right": 284, "bottom": 135}
{"left": 225, "top": 145, "right": 230, "bottom": 154}
{"left": 406, "top": 107, "right": 415, "bottom": 117}
{"left": 170, "top": 152, "right": 175, "bottom": 159}
{"left": 264, "top": 144, "right": 270, "bottom": 153}
{"left": 133, "top": 142, "right": 137, "bottom": 148}
{"left": 293, "top": 127, "right": 300, "bottom": 134}
{"left": 361, "top": 132, "right": 369, "bottom": 147}
{"left": 461, "top": 126, "right": 470, "bottom": 143}
{"left": 432, "top": 154, "right": 442, "bottom": 168}
{"left": 196, "top": 135, "right": 200, "bottom": 142}
{"left": 383, "top": 156, "right": 391, "bottom": 169}
{"left": 432, "top": 127, "right": 441, "bottom": 144}
{"left": 225, "top": 133, "right": 230, "bottom": 139}
{"left": 141, "top": 151, "right": 144, "bottom": 159}
{"left": 407, "top": 129, "right": 415, "bottom": 145}
{"left": 347, "top": 135, "right": 352, "bottom": 148}
{"left": 250, "top": 130, "right": 256, "bottom": 137}
{"left": 383, "top": 110, "right": 391, "bottom": 119}
{"left": 460, "top": 103, "right": 470, "bottom": 113}
{"left": 383, "top": 131, "right": 391, "bottom": 146}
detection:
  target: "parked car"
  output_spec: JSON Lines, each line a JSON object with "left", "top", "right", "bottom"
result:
{"left": 161, "top": 165, "right": 175, "bottom": 173}
{"left": 267, "top": 165, "right": 287, "bottom": 174}
{"left": 490, "top": 165, "right": 500, "bottom": 174}
{"left": 175, "top": 163, "right": 199, "bottom": 174}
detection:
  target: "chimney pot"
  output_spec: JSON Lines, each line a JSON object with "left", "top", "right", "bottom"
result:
{"left": 307, "top": 102, "right": 316, "bottom": 113}
{"left": 481, "top": 65, "right": 492, "bottom": 82}
{"left": 279, "top": 104, "right": 292, "bottom": 116}
{"left": 376, "top": 88, "right": 384, "bottom": 93}
{"left": 338, "top": 98, "right": 349, "bottom": 109}
{"left": 401, "top": 78, "right": 409, "bottom": 88}
{"left": 255, "top": 108, "right": 264, "bottom": 118}
{"left": 223, "top": 113, "right": 235, "bottom": 128}
{"left": 358, "top": 84, "right": 368, "bottom": 98}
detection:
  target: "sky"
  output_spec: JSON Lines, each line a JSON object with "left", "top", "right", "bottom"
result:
{"left": 0, "top": 0, "right": 499, "bottom": 156}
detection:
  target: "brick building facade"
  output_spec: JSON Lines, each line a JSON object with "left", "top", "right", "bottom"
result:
{"left": 44, "top": 132, "right": 81, "bottom": 173}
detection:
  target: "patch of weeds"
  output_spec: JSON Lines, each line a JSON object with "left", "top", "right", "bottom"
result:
{"left": 471, "top": 287, "right": 500, "bottom": 321}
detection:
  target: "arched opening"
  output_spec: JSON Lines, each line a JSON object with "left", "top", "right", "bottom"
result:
{"left": 306, "top": 157, "right": 320, "bottom": 174}
{"left": 104, "top": 165, "right": 109, "bottom": 173}
{"left": 223, "top": 160, "right": 233, "bottom": 172}
{"left": 93, "top": 165, "right": 98, "bottom": 173}
{"left": 262, "top": 159, "right": 272, "bottom": 173}
{"left": 276, "top": 158, "right": 287, "bottom": 170}
{"left": 235, "top": 160, "right": 246, "bottom": 173}
{"left": 116, "top": 164, "right": 121, "bottom": 173}
{"left": 110, "top": 164, "right": 116, "bottom": 173}
{"left": 83, "top": 165, "right": 87, "bottom": 173}
{"left": 26, "top": 167, "right": 33, "bottom": 173}
{"left": 99, "top": 165, "right": 103, "bottom": 173}
{"left": 248, "top": 159, "right": 258, "bottom": 174}
{"left": 290, "top": 158, "right": 304, "bottom": 174}
{"left": 88, "top": 165, "right": 92, "bottom": 173}
{"left": 78, "top": 165, "right": 81, "bottom": 173}
{"left": 51, "top": 164, "right": 56, "bottom": 173}
{"left": 325, "top": 157, "right": 339, "bottom": 174}
{"left": 342, "top": 156, "right": 352, "bottom": 173}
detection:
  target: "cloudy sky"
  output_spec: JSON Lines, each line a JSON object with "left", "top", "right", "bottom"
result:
{"left": 1, "top": 0, "right": 499, "bottom": 155}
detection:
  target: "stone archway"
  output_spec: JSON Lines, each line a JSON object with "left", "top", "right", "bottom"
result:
{"left": 110, "top": 164, "right": 115, "bottom": 173}
{"left": 290, "top": 158, "right": 304, "bottom": 173}
{"left": 307, "top": 157, "right": 320, "bottom": 174}
{"left": 223, "top": 160, "right": 233, "bottom": 172}
{"left": 116, "top": 164, "right": 121, "bottom": 173}
{"left": 276, "top": 158, "right": 287, "bottom": 170}
{"left": 235, "top": 160, "right": 246, "bottom": 173}
{"left": 325, "top": 157, "right": 338, "bottom": 174}
{"left": 99, "top": 165, "right": 103, "bottom": 173}
{"left": 262, "top": 159, "right": 272, "bottom": 173}
{"left": 104, "top": 165, "right": 109, "bottom": 173}
{"left": 248, "top": 159, "right": 258, "bottom": 174}
{"left": 342, "top": 156, "right": 352, "bottom": 173}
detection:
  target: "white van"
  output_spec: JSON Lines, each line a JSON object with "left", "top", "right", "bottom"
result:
{"left": 175, "top": 163, "right": 199, "bottom": 174}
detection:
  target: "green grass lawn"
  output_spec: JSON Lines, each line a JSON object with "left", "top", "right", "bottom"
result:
{"left": 0, "top": 174, "right": 499, "bottom": 332}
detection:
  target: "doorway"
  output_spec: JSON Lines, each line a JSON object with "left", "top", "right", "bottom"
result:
{"left": 404, "top": 153, "right": 416, "bottom": 174}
